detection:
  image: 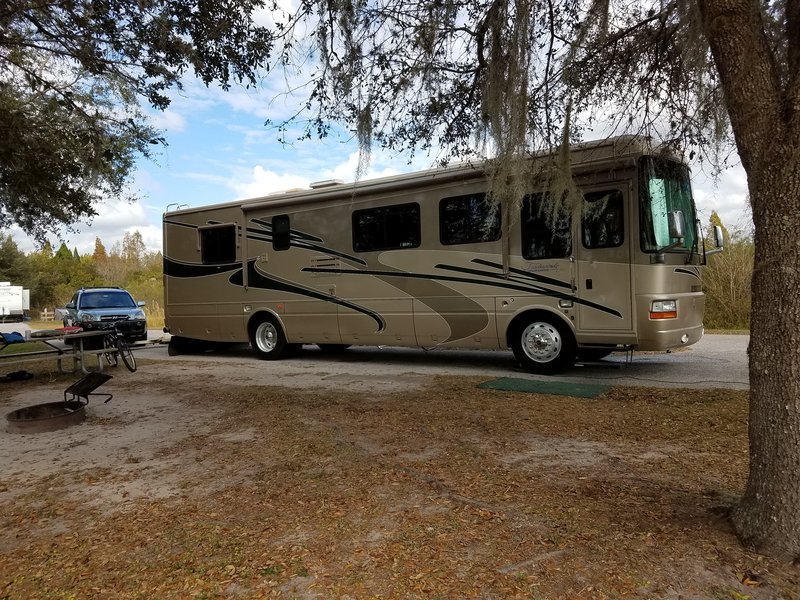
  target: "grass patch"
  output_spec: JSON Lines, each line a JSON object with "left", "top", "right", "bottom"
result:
{"left": 0, "top": 341, "right": 50, "bottom": 355}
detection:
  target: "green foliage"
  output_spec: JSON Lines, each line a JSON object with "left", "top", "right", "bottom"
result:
{"left": 0, "top": 234, "right": 31, "bottom": 283}
{"left": 703, "top": 236, "right": 754, "bottom": 330}
{"left": 0, "top": 0, "right": 275, "bottom": 241}
{"left": 0, "top": 232, "right": 163, "bottom": 325}
{"left": 0, "top": 81, "right": 148, "bottom": 242}
{"left": 702, "top": 212, "right": 753, "bottom": 330}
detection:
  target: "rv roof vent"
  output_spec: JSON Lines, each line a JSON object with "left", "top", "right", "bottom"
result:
{"left": 309, "top": 179, "right": 344, "bottom": 189}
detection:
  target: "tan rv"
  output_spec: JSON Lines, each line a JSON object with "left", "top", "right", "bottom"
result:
{"left": 162, "top": 136, "right": 722, "bottom": 374}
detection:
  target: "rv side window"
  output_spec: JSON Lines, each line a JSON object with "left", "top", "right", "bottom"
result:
{"left": 272, "top": 215, "right": 291, "bottom": 251}
{"left": 521, "top": 193, "right": 572, "bottom": 259}
{"left": 352, "top": 203, "right": 421, "bottom": 252}
{"left": 439, "top": 193, "right": 501, "bottom": 245}
{"left": 582, "top": 189, "right": 624, "bottom": 249}
{"left": 200, "top": 225, "right": 237, "bottom": 264}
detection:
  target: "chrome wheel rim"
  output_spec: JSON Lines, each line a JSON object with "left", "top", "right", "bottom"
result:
{"left": 521, "top": 322, "right": 562, "bottom": 364}
{"left": 255, "top": 322, "right": 278, "bottom": 353}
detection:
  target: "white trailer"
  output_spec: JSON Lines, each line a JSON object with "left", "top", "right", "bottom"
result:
{"left": 0, "top": 282, "right": 30, "bottom": 323}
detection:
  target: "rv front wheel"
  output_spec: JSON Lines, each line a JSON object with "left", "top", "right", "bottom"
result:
{"left": 511, "top": 317, "right": 575, "bottom": 375}
{"left": 250, "top": 316, "right": 287, "bottom": 360}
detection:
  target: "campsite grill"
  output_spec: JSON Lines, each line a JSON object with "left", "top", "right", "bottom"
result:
{"left": 4, "top": 372, "right": 113, "bottom": 434}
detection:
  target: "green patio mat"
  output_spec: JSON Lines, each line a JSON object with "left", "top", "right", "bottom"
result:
{"left": 477, "top": 377, "right": 609, "bottom": 399}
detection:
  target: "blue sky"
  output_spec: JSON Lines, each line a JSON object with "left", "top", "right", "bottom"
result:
{"left": 9, "top": 76, "right": 752, "bottom": 256}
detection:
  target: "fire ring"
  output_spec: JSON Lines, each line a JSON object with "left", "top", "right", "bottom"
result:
{"left": 5, "top": 401, "right": 87, "bottom": 434}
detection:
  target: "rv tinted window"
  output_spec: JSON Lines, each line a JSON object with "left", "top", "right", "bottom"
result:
{"left": 440, "top": 193, "right": 501, "bottom": 245}
{"left": 353, "top": 203, "right": 421, "bottom": 252}
{"left": 521, "top": 193, "right": 572, "bottom": 259}
{"left": 272, "top": 215, "right": 291, "bottom": 251}
{"left": 200, "top": 225, "right": 237, "bottom": 264}
{"left": 582, "top": 190, "right": 624, "bottom": 249}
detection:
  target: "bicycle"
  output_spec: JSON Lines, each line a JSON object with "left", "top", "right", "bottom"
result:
{"left": 102, "top": 325, "right": 137, "bottom": 373}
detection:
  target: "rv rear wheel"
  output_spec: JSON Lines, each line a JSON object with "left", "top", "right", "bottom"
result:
{"left": 250, "top": 316, "right": 288, "bottom": 360}
{"left": 511, "top": 317, "right": 575, "bottom": 375}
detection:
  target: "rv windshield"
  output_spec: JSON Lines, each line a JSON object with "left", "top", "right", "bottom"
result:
{"left": 639, "top": 156, "right": 697, "bottom": 253}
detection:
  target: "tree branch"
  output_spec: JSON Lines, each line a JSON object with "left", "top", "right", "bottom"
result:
{"left": 697, "top": 0, "right": 784, "bottom": 176}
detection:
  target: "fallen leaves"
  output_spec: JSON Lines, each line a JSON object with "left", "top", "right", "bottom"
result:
{"left": 0, "top": 375, "right": 797, "bottom": 599}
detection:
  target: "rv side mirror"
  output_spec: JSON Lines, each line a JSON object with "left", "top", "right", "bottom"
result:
{"left": 705, "top": 224, "right": 726, "bottom": 258}
{"left": 668, "top": 210, "right": 686, "bottom": 240}
{"left": 713, "top": 224, "right": 724, "bottom": 248}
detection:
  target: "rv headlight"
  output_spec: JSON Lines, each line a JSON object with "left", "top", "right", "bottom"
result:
{"left": 650, "top": 300, "right": 678, "bottom": 319}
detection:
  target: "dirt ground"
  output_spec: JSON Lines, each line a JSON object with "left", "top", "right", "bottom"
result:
{"left": 0, "top": 349, "right": 797, "bottom": 599}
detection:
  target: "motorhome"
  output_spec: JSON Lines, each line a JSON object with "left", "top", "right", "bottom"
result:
{"left": 0, "top": 282, "right": 30, "bottom": 323}
{"left": 162, "top": 136, "right": 722, "bottom": 374}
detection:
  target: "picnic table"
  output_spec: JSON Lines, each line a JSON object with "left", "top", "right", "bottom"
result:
{"left": 0, "top": 329, "right": 114, "bottom": 375}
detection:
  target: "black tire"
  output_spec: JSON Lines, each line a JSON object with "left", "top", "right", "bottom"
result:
{"left": 285, "top": 343, "right": 304, "bottom": 356}
{"left": 116, "top": 337, "right": 137, "bottom": 372}
{"left": 576, "top": 349, "right": 613, "bottom": 362}
{"left": 317, "top": 343, "right": 351, "bottom": 353}
{"left": 103, "top": 335, "right": 119, "bottom": 367}
{"left": 249, "top": 315, "right": 288, "bottom": 360}
{"left": 510, "top": 316, "right": 575, "bottom": 375}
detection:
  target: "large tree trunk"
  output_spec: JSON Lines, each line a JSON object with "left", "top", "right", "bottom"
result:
{"left": 698, "top": 0, "right": 800, "bottom": 559}
{"left": 734, "top": 162, "right": 800, "bottom": 560}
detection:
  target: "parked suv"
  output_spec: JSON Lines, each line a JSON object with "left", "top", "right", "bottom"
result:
{"left": 63, "top": 287, "right": 147, "bottom": 342}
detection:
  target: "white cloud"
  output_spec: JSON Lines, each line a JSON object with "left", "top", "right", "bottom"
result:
{"left": 252, "top": 0, "right": 301, "bottom": 28}
{"left": 223, "top": 146, "right": 434, "bottom": 203}
{"left": 149, "top": 109, "right": 187, "bottom": 133}
{"left": 8, "top": 225, "right": 38, "bottom": 254}
{"left": 231, "top": 165, "right": 310, "bottom": 199}
{"left": 8, "top": 198, "right": 162, "bottom": 256}
{"left": 692, "top": 162, "right": 752, "bottom": 232}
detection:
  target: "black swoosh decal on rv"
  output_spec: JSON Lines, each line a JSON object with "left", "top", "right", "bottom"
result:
{"left": 164, "top": 219, "right": 366, "bottom": 267}
{"left": 163, "top": 219, "right": 199, "bottom": 230}
{"left": 302, "top": 266, "right": 622, "bottom": 318}
{"left": 250, "top": 217, "right": 324, "bottom": 243}
{"left": 163, "top": 258, "right": 241, "bottom": 278}
{"left": 229, "top": 260, "right": 385, "bottom": 332}
{"left": 163, "top": 257, "right": 385, "bottom": 332}
{"left": 674, "top": 267, "right": 701, "bottom": 280}
{"left": 470, "top": 258, "right": 573, "bottom": 289}
{"left": 246, "top": 220, "right": 368, "bottom": 266}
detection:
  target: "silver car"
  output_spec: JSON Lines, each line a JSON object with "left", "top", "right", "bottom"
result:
{"left": 63, "top": 287, "right": 147, "bottom": 342}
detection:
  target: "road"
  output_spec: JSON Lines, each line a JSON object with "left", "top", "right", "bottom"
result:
{"left": 139, "top": 332, "right": 749, "bottom": 391}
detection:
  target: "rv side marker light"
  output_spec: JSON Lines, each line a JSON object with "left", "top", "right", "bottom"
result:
{"left": 558, "top": 299, "right": 574, "bottom": 308}
{"left": 650, "top": 300, "right": 678, "bottom": 319}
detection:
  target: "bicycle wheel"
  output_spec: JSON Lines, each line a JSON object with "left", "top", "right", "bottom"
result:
{"left": 103, "top": 335, "right": 119, "bottom": 367}
{"left": 116, "top": 337, "right": 137, "bottom": 372}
